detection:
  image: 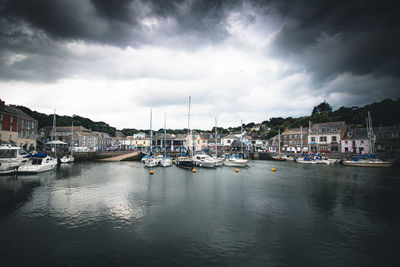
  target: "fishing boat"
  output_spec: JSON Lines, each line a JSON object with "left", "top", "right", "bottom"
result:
{"left": 144, "top": 109, "right": 159, "bottom": 168}
{"left": 18, "top": 153, "right": 57, "bottom": 174}
{"left": 175, "top": 96, "right": 195, "bottom": 170}
{"left": 0, "top": 144, "right": 29, "bottom": 175}
{"left": 160, "top": 113, "right": 172, "bottom": 167}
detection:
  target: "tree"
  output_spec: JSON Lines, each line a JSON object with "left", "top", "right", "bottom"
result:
{"left": 312, "top": 101, "right": 332, "bottom": 115}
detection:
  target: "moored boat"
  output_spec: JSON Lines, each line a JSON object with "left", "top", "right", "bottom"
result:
{"left": 0, "top": 145, "right": 29, "bottom": 175}
{"left": 343, "top": 159, "right": 392, "bottom": 167}
{"left": 17, "top": 153, "right": 57, "bottom": 174}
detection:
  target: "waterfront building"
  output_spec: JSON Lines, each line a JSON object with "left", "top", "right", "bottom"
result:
{"left": 133, "top": 132, "right": 146, "bottom": 139}
{"left": 281, "top": 127, "right": 309, "bottom": 153}
{"left": 341, "top": 126, "right": 370, "bottom": 154}
{"left": 374, "top": 125, "right": 400, "bottom": 155}
{"left": 0, "top": 99, "right": 38, "bottom": 150}
{"left": 221, "top": 134, "right": 239, "bottom": 150}
{"left": 185, "top": 131, "right": 203, "bottom": 152}
{"left": 308, "top": 121, "right": 346, "bottom": 153}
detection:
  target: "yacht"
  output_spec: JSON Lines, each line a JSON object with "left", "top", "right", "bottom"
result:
{"left": 18, "top": 153, "right": 57, "bottom": 174}
{"left": 159, "top": 113, "right": 173, "bottom": 167}
{"left": 0, "top": 145, "right": 29, "bottom": 175}
{"left": 296, "top": 156, "right": 316, "bottom": 164}
{"left": 175, "top": 96, "right": 195, "bottom": 170}
{"left": 192, "top": 154, "right": 216, "bottom": 168}
{"left": 60, "top": 155, "right": 74, "bottom": 163}
{"left": 144, "top": 109, "right": 159, "bottom": 168}
{"left": 223, "top": 155, "right": 249, "bottom": 167}
{"left": 60, "top": 119, "right": 75, "bottom": 163}
{"left": 175, "top": 156, "right": 195, "bottom": 170}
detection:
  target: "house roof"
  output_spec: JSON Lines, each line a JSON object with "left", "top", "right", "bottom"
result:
{"left": 1, "top": 105, "right": 37, "bottom": 122}
{"left": 342, "top": 126, "right": 368, "bottom": 140}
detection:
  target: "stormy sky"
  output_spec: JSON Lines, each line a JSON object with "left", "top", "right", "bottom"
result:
{"left": 1, "top": 0, "right": 399, "bottom": 130}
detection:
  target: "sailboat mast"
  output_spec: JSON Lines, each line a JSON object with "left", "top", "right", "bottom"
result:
{"left": 241, "top": 120, "right": 244, "bottom": 155}
{"left": 300, "top": 125, "right": 303, "bottom": 153}
{"left": 278, "top": 128, "right": 281, "bottom": 155}
{"left": 164, "top": 112, "right": 166, "bottom": 158}
{"left": 53, "top": 109, "right": 57, "bottom": 156}
{"left": 188, "top": 96, "right": 193, "bottom": 157}
{"left": 71, "top": 118, "right": 74, "bottom": 156}
{"left": 215, "top": 117, "right": 218, "bottom": 157}
{"left": 150, "top": 109, "right": 152, "bottom": 155}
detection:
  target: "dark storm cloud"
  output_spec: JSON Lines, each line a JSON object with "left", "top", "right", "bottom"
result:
{"left": 0, "top": 0, "right": 399, "bottom": 100}
{"left": 267, "top": 0, "right": 400, "bottom": 82}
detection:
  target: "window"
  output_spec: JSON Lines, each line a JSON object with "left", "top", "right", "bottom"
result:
{"left": 311, "top": 137, "right": 315, "bottom": 142}
{"left": 332, "top": 128, "right": 337, "bottom": 132}
{"left": 227, "top": 140, "right": 231, "bottom": 144}
{"left": 347, "top": 132, "right": 353, "bottom": 137}
{"left": 345, "top": 141, "right": 348, "bottom": 144}
{"left": 0, "top": 114, "right": 3, "bottom": 121}
{"left": 10, "top": 125, "right": 13, "bottom": 132}
{"left": 332, "top": 136, "right": 337, "bottom": 142}
{"left": 32, "top": 122, "right": 35, "bottom": 129}
{"left": 0, "top": 123, "right": 2, "bottom": 130}
{"left": 361, "top": 140, "right": 364, "bottom": 144}
{"left": 392, "top": 132, "right": 399, "bottom": 137}
{"left": 319, "top": 129, "right": 323, "bottom": 133}
{"left": 352, "top": 141, "right": 356, "bottom": 146}
{"left": 21, "top": 119, "right": 24, "bottom": 125}
{"left": 319, "top": 136, "right": 327, "bottom": 142}
{"left": 10, "top": 116, "right": 13, "bottom": 123}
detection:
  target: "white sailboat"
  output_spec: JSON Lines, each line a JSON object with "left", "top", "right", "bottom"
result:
{"left": 273, "top": 128, "right": 286, "bottom": 161}
{"left": 212, "top": 117, "right": 224, "bottom": 167}
{"left": 176, "top": 96, "right": 195, "bottom": 170}
{"left": 160, "top": 113, "right": 172, "bottom": 167}
{"left": 224, "top": 120, "right": 249, "bottom": 167}
{"left": 60, "top": 117, "right": 75, "bottom": 163}
{"left": 144, "top": 109, "right": 159, "bottom": 168}
{"left": 344, "top": 111, "right": 392, "bottom": 167}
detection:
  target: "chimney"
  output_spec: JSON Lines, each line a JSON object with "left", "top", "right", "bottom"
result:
{"left": 0, "top": 99, "right": 5, "bottom": 109}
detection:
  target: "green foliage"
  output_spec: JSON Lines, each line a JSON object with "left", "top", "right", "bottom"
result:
{"left": 13, "top": 105, "right": 117, "bottom": 136}
{"left": 312, "top": 101, "right": 332, "bottom": 115}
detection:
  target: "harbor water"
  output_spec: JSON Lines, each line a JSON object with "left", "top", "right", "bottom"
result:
{"left": 1, "top": 161, "right": 399, "bottom": 266}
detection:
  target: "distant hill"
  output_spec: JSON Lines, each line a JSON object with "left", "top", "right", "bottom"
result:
{"left": 12, "top": 105, "right": 117, "bottom": 137}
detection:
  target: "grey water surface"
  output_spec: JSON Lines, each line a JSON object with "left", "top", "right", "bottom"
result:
{"left": 1, "top": 161, "right": 399, "bottom": 266}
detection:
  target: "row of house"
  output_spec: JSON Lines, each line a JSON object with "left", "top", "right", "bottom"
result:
{"left": 0, "top": 99, "right": 38, "bottom": 151}
{"left": 265, "top": 121, "right": 400, "bottom": 155}
{"left": 39, "top": 126, "right": 115, "bottom": 152}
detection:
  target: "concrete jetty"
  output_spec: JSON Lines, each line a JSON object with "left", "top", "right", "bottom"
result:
{"left": 100, "top": 151, "right": 140, "bottom": 162}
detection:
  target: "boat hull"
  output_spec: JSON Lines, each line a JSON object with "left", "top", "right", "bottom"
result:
{"left": 224, "top": 160, "right": 249, "bottom": 167}
{"left": 175, "top": 159, "right": 195, "bottom": 170}
{"left": 343, "top": 161, "right": 392, "bottom": 167}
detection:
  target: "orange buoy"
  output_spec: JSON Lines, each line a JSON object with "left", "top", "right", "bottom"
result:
{"left": 271, "top": 168, "right": 276, "bottom": 172}
{"left": 235, "top": 168, "right": 239, "bottom": 172}
{"left": 192, "top": 168, "right": 197, "bottom": 173}
{"left": 149, "top": 170, "right": 154, "bottom": 174}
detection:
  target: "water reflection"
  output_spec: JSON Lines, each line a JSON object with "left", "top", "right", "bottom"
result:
{"left": 0, "top": 161, "right": 399, "bottom": 266}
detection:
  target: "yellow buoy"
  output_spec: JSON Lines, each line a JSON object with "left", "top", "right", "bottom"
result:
{"left": 192, "top": 168, "right": 197, "bottom": 173}
{"left": 149, "top": 170, "right": 154, "bottom": 174}
{"left": 235, "top": 168, "right": 239, "bottom": 172}
{"left": 271, "top": 168, "right": 276, "bottom": 172}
